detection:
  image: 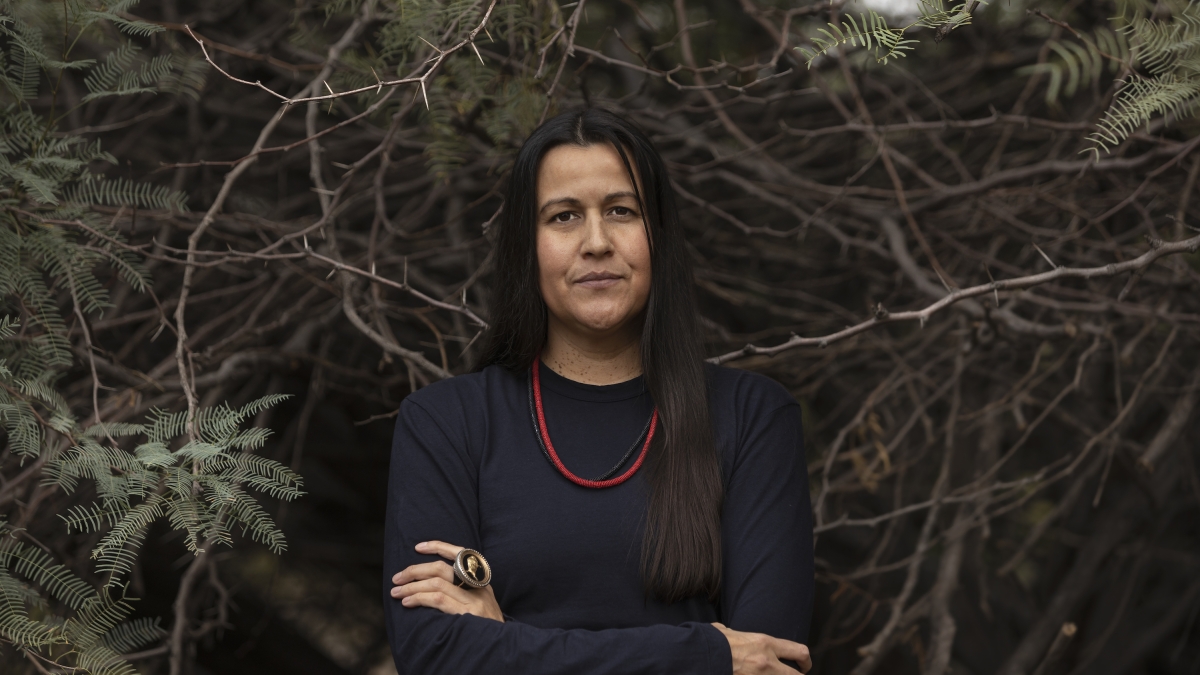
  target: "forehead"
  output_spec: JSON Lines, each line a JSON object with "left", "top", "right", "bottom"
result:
{"left": 536, "top": 143, "right": 636, "bottom": 198}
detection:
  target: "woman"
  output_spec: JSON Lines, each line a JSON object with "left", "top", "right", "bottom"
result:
{"left": 383, "top": 108, "right": 814, "bottom": 674}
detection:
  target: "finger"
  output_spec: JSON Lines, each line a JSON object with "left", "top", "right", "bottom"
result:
{"left": 770, "top": 638, "right": 812, "bottom": 673}
{"left": 400, "top": 590, "right": 467, "bottom": 615}
{"left": 392, "top": 561, "right": 455, "bottom": 585}
{"left": 415, "top": 540, "right": 465, "bottom": 562}
{"left": 391, "top": 577, "right": 475, "bottom": 604}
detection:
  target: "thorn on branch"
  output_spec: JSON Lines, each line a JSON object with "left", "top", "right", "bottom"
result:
{"left": 934, "top": 267, "right": 954, "bottom": 293}
{"left": 1144, "top": 234, "right": 1164, "bottom": 249}
{"left": 983, "top": 264, "right": 1000, "bottom": 306}
{"left": 1033, "top": 243, "right": 1059, "bottom": 269}
{"left": 323, "top": 81, "right": 336, "bottom": 114}
{"left": 1117, "top": 268, "right": 1146, "bottom": 302}
{"left": 417, "top": 36, "right": 444, "bottom": 54}
{"left": 873, "top": 303, "right": 889, "bottom": 320}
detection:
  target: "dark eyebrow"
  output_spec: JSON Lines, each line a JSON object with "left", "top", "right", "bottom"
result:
{"left": 538, "top": 191, "right": 638, "bottom": 214}
{"left": 539, "top": 197, "right": 581, "bottom": 214}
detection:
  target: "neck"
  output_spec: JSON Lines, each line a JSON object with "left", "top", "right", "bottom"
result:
{"left": 542, "top": 320, "right": 642, "bottom": 385}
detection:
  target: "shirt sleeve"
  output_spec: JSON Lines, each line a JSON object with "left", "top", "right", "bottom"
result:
{"left": 383, "top": 398, "right": 732, "bottom": 675}
{"left": 719, "top": 402, "right": 815, "bottom": 645}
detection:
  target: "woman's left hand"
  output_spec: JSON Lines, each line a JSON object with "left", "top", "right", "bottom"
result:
{"left": 390, "top": 540, "right": 504, "bottom": 622}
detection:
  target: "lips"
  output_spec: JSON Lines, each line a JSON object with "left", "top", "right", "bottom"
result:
{"left": 574, "top": 271, "right": 623, "bottom": 289}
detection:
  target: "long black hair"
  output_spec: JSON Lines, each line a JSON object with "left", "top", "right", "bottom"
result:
{"left": 477, "top": 108, "right": 722, "bottom": 603}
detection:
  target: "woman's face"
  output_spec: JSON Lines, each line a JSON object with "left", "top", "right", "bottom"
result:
{"left": 535, "top": 143, "right": 652, "bottom": 342}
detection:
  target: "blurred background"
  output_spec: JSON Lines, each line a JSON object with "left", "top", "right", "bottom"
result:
{"left": 2, "top": 1, "right": 1199, "bottom": 674}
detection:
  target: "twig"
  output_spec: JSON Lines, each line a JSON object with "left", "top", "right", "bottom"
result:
{"left": 708, "top": 233, "right": 1200, "bottom": 364}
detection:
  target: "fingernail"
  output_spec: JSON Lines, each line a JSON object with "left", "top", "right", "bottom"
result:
{"left": 401, "top": 596, "right": 413, "bottom": 605}
{"left": 415, "top": 542, "right": 428, "bottom": 550}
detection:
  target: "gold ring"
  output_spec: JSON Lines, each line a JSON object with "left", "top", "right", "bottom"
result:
{"left": 453, "top": 548, "right": 491, "bottom": 589}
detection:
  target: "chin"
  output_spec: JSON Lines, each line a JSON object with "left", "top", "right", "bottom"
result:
{"left": 573, "top": 309, "right": 642, "bottom": 335}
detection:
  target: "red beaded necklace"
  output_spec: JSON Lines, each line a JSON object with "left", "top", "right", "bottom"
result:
{"left": 530, "top": 357, "right": 658, "bottom": 489}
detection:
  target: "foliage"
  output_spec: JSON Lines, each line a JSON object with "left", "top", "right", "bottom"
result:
{"left": 0, "top": 1, "right": 300, "bottom": 672}
{"left": 49, "top": 395, "right": 302, "bottom": 582}
{"left": 797, "top": 0, "right": 1200, "bottom": 156}
{"left": 4, "top": 0, "right": 1200, "bottom": 673}
{"left": 796, "top": 1, "right": 983, "bottom": 66}
{"left": 1017, "top": 0, "right": 1200, "bottom": 154}
{"left": 371, "top": 0, "right": 541, "bottom": 177}
{"left": 1090, "top": 0, "right": 1200, "bottom": 151}
{"left": 1017, "top": 26, "right": 1130, "bottom": 104}
{"left": 0, "top": 525, "right": 165, "bottom": 675}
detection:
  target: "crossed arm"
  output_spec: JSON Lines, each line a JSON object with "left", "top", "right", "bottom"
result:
{"left": 391, "top": 540, "right": 812, "bottom": 674}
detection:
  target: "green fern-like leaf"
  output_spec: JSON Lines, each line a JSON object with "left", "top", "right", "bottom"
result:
{"left": 1082, "top": 0, "right": 1200, "bottom": 153}
{"left": 9, "top": 41, "right": 40, "bottom": 101}
{"left": 0, "top": 538, "right": 93, "bottom": 610}
{"left": 795, "top": 2, "right": 983, "bottom": 67}
{"left": 1089, "top": 74, "right": 1200, "bottom": 153}
{"left": 1019, "top": 28, "right": 1131, "bottom": 104}
{"left": 100, "top": 616, "right": 165, "bottom": 654}
{"left": 797, "top": 11, "right": 917, "bottom": 66}
{"left": 64, "top": 176, "right": 188, "bottom": 212}
{"left": 82, "top": 41, "right": 139, "bottom": 97}
{"left": 1128, "top": 1, "right": 1200, "bottom": 75}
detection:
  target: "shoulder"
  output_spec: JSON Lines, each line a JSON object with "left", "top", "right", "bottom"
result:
{"left": 704, "top": 364, "right": 800, "bottom": 469}
{"left": 396, "top": 364, "right": 522, "bottom": 434}
{"left": 704, "top": 363, "right": 796, "bottom": 415}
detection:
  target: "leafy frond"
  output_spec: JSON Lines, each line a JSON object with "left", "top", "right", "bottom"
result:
{"left": 0, "top": 2, "right": 299, "bottom": 669}
{"left": 1019, "top": 30, "right": 1131, "bottom": 104}
{"left": 144, "top": 407, "right": 189, "bottom": 443}
{"left": 100, "top": 616, "right": 164, "bottom": 654}
{"left": 82, "top": 41, "right": 140, "bottom": 98}
{"left": 9, "top": 39, "right": 41, "bottom": 101}
{"left": 83, "top": 422, "right": 147, "bottom": 439}
{"left": 0, "top": 538, "right": 93, "bottom": 610}
{"left": 0, "top": 567, "right": 61, "bottom": 648}
{"left": 85, "top": 11, "right": 166, "bottom": 39}
{"left": 797, "top": 11, "right": 916, "bottom": 66}
{"left": 1088, "top": 74, "right": 1200, "bottom": 153}
{"left": 1080, "top": 0, "right": 1200, "bottom": 153}
{"left": 238, "top": 393, "right": 292, "bottom": 418}
{"left": 64, "top": 176, "right": 188, "bottom": 212}
{"left": 1128, "top": 1, "right": 1200, "bottom": 75}
{"left": 795, "top": 2, "right": 983, "bottom": 67}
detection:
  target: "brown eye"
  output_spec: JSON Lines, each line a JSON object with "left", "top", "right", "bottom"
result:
{"left": 552, "top": 211, "right": 574, "bottom": 223}
{"left": 611, "top": 206, "right": 634, "bottom": 217}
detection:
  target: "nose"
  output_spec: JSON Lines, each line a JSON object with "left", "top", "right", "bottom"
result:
{"left": 580, "top": 209, "right": 614, "bottom": 258}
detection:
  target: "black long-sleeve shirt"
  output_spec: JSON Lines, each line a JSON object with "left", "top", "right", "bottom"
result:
{"left": 383, "top": 360, "right": 814, "bottom": 674}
